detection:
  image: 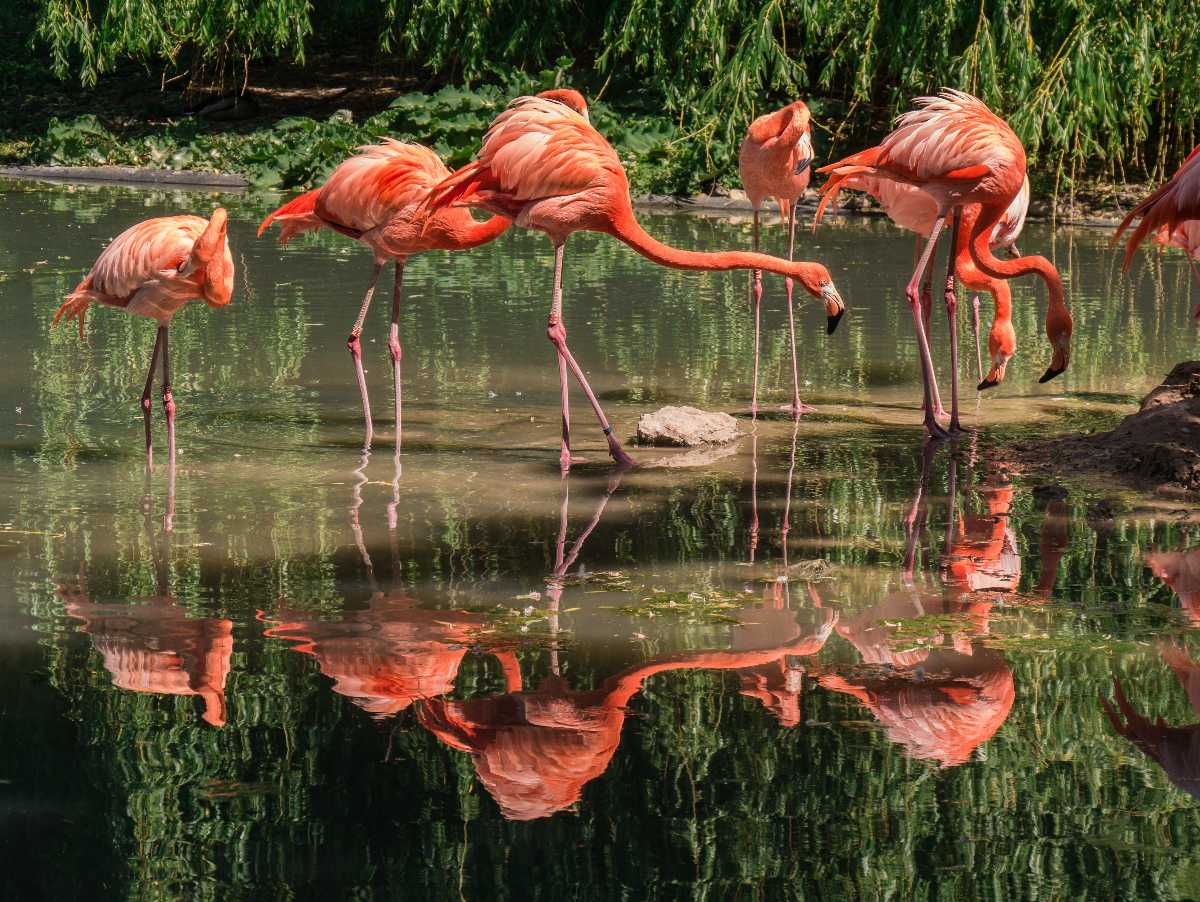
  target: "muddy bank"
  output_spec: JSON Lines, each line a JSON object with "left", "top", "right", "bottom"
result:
{"left": 999, "top": 363, "right": 1200, "bottom": 495}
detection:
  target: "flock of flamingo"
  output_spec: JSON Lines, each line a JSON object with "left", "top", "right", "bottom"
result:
{"left": 51, "top": 86, "right": 1200, "bottom": 467}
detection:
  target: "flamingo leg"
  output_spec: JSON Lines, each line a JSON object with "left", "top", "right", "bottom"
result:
{"left": 902, "top": 440, "right": 937, "bottom": 583}
{"left": 914, "top": 236, "right": 945, "bottom": 418}
{"left": 943, "top": 208, "right": 962, "bottom": 432}
{"left": 160, "top": 327, "right": 176, "bottom": 467}
{"left": 783, "top": 204, "right": 816, "bottom": 417}
{"left": 971, "top": 294, "right": 984, "bottom": 383}
{"left": 751, "top": 208, "right": 763, "bottom": 419}
{"left": 546, "top": 242, "right": 636, "bottom": 469}
{"left": 348, "top": 259, "right": 385, "bottom": 448}
{"left": 749, "top": 432, "right": 760, "bottom": 563}
{"left": 388, "top": 261, "right": 405, "bottom": 446}
{"left": 906, "top": 216, "right": 950, "bottom": 439}
{"left": 141, "top": 326, "right": 164, "bottom": 468}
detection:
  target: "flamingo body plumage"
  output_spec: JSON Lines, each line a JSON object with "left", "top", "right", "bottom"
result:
{"left": 429, "top": 90, "right": 844, "bottom": 469}
{"left": 53, "top": 209, "right": 233, "bottom": 467}
{"left": 260, "top": 139, "right": 510, "bottom": 444}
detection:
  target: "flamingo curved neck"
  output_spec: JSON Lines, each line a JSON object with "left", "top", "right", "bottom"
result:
{"left": 460, "top": 214, "right": 511, "bottom": 248}
{"left": 607, "top": 207, "right": 820, "bottom": 281}
{"left": 968, "top": 204, "right": 1064, "bottom": 309}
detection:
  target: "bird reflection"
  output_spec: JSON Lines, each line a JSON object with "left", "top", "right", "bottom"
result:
{"left": 1147, "top": 546, "right": 1200, "bottom": 624}
{"left": 419, "top": 607, "right": 836, "bottom": 821}
{"left": 1102, "top": 642, "right": 1200, "bottom": 799}
{"left": 263, "top": 596, "right": 517, "bottom": 719}
{"left": 59, "top": 500, "right": 232, "bottom": 727}
{"left": 820, "top": 440, "right": 1016, "bottom": 766}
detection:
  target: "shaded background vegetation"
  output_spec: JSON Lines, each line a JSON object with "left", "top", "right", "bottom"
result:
{"left": 1, "top": 0, "right": 1196, "bottom": 195}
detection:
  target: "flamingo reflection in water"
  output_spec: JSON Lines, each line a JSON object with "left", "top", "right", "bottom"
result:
{"left": 1146, "top": 546, "right": 1200, "bottom": 625}
{"left": 59, "top": 502, "right": 232, "bottom": 727}
{"left": 818, "top": 444, "right": 1017, "bottom": 766}
{"left": 419, "top": 607, "right": 836, "bottom": 821}
{"left": 1102, "top": 642, "right": 1200, "bottom": 799}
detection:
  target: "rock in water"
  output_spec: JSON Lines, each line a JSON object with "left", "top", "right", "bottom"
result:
{"left": 635, "top": 406, "right": 740, "bottom": 447}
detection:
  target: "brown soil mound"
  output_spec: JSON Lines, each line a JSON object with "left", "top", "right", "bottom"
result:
{"left": 1006, "top": 363, "right": 1200, "bottom": 494}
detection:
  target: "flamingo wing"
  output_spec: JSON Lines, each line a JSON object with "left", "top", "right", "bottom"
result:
{"left": 1116, "top": 146, "right": 1200, "bottom": 269}
{"left": 86, "top": 216, "right": 207, "bottom": 299}
{"left": 317, "top": 139, "right": 451, "bottom": 234}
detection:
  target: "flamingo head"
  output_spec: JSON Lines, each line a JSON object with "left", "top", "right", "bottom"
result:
{"left": 1038, "top": 306, "right": 1073, "bottom": 384}
{"left": 538, "top": 89, "right": 589, "bottom": 122}
{"left": 978, "top": 318, "right": 1016, "bottom": 391}
{"left": 191, "top": 208, "right": 233, "bottom": 308}
{"left": 796, "top": 264, "right": 845, "bottom": 333}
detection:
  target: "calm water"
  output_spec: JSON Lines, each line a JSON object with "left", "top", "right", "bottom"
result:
{"left": 3, "top": 180, "right": 1200, "bottom": 900}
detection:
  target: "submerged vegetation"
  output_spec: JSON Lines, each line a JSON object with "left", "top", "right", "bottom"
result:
{"left": 2, "top": 1, "right": 1196, "bottom": 196}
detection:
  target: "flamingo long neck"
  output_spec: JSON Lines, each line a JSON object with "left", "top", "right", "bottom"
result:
{"left": 608, "top": 207, "right": 823, "bottom": 281}
{"left": 969, "top": 203, "right": 1064, "bottom": 311}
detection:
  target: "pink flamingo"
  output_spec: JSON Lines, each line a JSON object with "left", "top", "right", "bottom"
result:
{"left": 1118, "top": 144, "right": 1200, "bottom": 317}
{"left": 259, "top": 140, "right": 511, "bottom": 445}
{"left": 738, "top": 100, "right": 816, "bottom": 417}
{"left": 830, "top": 175, "right": 1029, "bottom": 392}
{"left": 53, "top": 209, "right": 233, "bottom": 466}
{"left": 818, "top": 90, "right": 1072, "bottom": 437}
{"left": 427, "top": 89, "right": 845, "bottom": 472}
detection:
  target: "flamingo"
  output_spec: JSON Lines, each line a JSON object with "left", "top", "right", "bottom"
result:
{"left": 53, "top": 209, "right": 233, "bottom": 466}
{"left": 1116, "top": 144, "right": 1200, "bottom": 316}
{"left": 831, "top": 175, "right": 1030, "bottom": 391}
{"left": 817, "top": 90, "right": 1072, "bottom": 438}
{"left": 738, "top": 100, "right": 816, "bottom": 417}
{"left": 259, "top": 140, "right": 511, "bottom": 445}
{"left": 426, "top": 89, "right": 845, "bottom": 472}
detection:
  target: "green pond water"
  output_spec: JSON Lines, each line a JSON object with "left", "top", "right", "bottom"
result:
{"left": 3, "top": 179, "right": 1200, "bottom": 900}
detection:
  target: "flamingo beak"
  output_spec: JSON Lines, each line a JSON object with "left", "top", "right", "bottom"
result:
{"left": 978, "top": 376, "right": 1000, "bottom": 391}
{"left": 1038, "top": 365, "right": 1065, "bottom": 384}
{"left": 822, "top": 283, "right": 844, "bottom": 334}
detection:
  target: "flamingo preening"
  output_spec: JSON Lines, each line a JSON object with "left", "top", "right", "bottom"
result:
{"left": 427, "top": 89, "right": 845, "bottom": 471}
{"left": 1115, "top": 144, "right": 1200, "bottom": 317}
{"left": 259, "top": 140, "right": 511, "bottom": 445}
{"left": 818, "top": 90, "right": 1072, "bottom": 438}
{"left": 53, "top": 209, "right": 234, "bottom": 467}
{"left": 738, "top": 100, "right": 817, "bottom": 417}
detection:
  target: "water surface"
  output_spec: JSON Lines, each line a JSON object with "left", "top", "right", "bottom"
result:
{"left": 2, "top": 181, "right": 1200, "bottom": 900}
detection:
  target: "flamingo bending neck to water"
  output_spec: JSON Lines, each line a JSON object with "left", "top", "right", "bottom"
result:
{"left": 427, "top": 89, "right": 845, "bottom": 471}
{"left": 739, "top": 100, "right": 816, "bottom": 417}
{"left": 259, "top": 140, "right": 511, "bottom": 446}
{"left": 818, "top": 90, "right": 1071, "bottom": 438}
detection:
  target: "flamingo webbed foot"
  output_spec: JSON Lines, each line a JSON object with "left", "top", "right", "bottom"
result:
{"left": 780, "top": 402, "right": 818, "bottom": 417}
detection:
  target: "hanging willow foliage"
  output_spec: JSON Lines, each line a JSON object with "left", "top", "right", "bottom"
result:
{"left": 30, "top": 0, "right": 1200, "bottom": 182}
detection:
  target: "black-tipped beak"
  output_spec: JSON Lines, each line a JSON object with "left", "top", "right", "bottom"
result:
{"left": 794, "top": 157, "right": 812, "bottom": 177}
{"left": 827, "top": 309, "right": 844, "bottom": 335}
{"left": 977, "top": 377, "right": 1000, "bottom": 391}
{"left": 1038, "top": 365, "right": 1066, "bottom": 384}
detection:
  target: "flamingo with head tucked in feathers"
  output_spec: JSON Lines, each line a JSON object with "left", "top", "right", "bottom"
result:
{"left": 817, "top": 90, "right": 1072, "bottom": 438}
{"left": 738, "top": 100, "right": 817, "bottom": 418}
{"left": 53, "top": 209, "right": 233, "bottom": 467}
{"left": 426, "top": 89, "right": 845, "bottom": 472}
{"left": 259, "top": 140, "right": 511, "bottom": 445}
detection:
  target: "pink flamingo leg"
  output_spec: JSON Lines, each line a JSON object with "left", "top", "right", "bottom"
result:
{"left": 783, "top": 206, "right": 817, "bottom": 417}
{"left": 160, "top": 327, "right": 176, "bottom": 467}
{"left": 971, "top": 294, "right": 984, "bottom": 383}
{"left": 141, "top": 327, "right": 164, "bottom": 468}
{"left": 548, "top": 243, "right": 577, "bottom": 471}
{"left": 348, "top": 260, "right": 385, "bottom": 448}
{"left": 914, "top": 237, "right": 946, "bottom": 419}
{"left": 751, "top": 208, "right": 763, "bottom": 419}
{"left": 907, "top": 216, "right": 951, "bottom": 439}
{"left": 749, "top": 432, "right": 760, "bottom": 563}
{"left": 902, "top": 440, "right": 937, "bottom": 582}
{"left": 943, "top": 208, "right": 962, "bottom": 432}
{"left": 388, "top": 261, "right": 405, "bottom": 446}
{"left": 546, "top": 242, "right": 635, "bottom": 469}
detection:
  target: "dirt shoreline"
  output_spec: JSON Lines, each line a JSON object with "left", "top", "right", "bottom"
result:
{"left": 992, "top": 364, "right": 1200, "bottom": 498}
{"left": 0, "top": 164, "right": 1132, "bottom": 228}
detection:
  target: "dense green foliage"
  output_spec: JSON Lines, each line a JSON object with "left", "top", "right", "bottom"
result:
{"left": 7, "top": 0, "right": 1199, "bottom": 194}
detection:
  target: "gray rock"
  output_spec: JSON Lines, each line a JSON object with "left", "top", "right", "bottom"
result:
{"left": 635, "top": 406, "right": 740, "bottom": 447}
